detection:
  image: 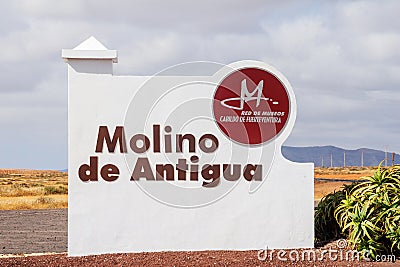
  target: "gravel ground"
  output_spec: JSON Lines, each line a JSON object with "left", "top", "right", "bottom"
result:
{"left": 0, "top": 209, "right": 67, "bottom": 254}
{"left": 0, "top": 250, "right": 396, "bottom": 267}
{"left": 0, "top": 209, "right": 397, "bottom": 266}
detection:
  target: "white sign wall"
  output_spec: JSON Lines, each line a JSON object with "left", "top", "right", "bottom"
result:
{"left": 62, "top": 37, "right": 314, "bottom": 256}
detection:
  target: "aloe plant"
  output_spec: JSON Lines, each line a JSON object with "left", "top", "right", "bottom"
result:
{"left": 334, "top": 164, "right": 400, "bottom": 259}
{"left": 315, "top": 183, "right": 356, "bottom": 242}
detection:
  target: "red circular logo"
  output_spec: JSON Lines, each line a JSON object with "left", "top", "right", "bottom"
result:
{"left": 213, "top": 67, "right": 290, "bottom": 145}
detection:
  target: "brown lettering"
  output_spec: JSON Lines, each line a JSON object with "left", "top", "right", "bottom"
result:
{"left": 130, "top": 134, "right": 150, "bottom": 153}
{"left": 190, "top": 155, "right": 199, "bottom": 181}
{"left": 100, "top": 164, "right": 119, "bottom": 182}
{"left": 176, "top": 134, "right": 196, "bottom": 153}
{"left": 78, "top": 156, "right": 98, "bottom": 181}
{"left": 164, "top": 126, "right": 172, "bottom": 153}
{"left": 176, "top": 159, "right": 188, "bottom": 180}
{"left": 153, "top": 124, "right": 161, "bottom": 153}
{"left": 243, "top": 164, "right": 262, "bottom": 181}
{"left": 223, "top": 164, "right": 241, "bottom": 181}
{"left": 201, "top": 164, "right": 220, "bottom": 187}
{"left": 131, "top": 158, "right": 155, "bottom": 180}
{"left": 199, "top": 134, "right": 219, "bottom": 153}
{"left": 156, "top": 164, "right": 174, "bottom": 181}
{"left": 95, "top": 126, "right": 127, "bottom": 153}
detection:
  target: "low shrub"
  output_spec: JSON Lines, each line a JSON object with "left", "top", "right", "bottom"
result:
{"left": 44, "top": 186, "right": 68, "bottom": 195}
{"left": 35, "top": 196, "right": 55, "bottom": 204}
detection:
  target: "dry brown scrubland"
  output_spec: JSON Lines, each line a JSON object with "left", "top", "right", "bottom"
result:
{"left": 0, "top": 170, "right": 67, "bottom": 210}
{"left": 314, "top": 166, "right": 376, "bottom": 200}
{"left": 314, "top": 166, "right": 376, "bottom": 179}
{"left": 0, "top": 167, "right": 379, "bottom": 209}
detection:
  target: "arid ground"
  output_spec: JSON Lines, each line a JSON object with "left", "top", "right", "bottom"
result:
{"left": 0, "top": 169, "right": 67, "bottom": 210}
{"left": 314, "top": 166, "right": 375, "bottom": 199}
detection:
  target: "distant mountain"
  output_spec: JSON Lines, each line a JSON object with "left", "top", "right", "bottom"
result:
{"left": 282, "top": 145, "right": 400, "bottom": 167}
{"left": 60, "top": 146, "right": 398, "bottom": 170}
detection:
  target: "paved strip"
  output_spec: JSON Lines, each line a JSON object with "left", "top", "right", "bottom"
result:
{"left": 0, "top": 209, "right": 67, "bottom": 254}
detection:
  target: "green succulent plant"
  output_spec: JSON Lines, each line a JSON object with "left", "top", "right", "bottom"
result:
{"left": 334, "top": 163, "right": 400, "bottom": 259}
{"left": 314, "top": 183, "right": 356, "bottom": 242}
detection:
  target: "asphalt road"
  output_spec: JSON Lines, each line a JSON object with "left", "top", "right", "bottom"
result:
{"left": 0, "top": 209, "right": 67, "bottom": 254}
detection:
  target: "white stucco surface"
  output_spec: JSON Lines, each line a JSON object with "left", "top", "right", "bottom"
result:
{"left": 63, "top": 37, "right": 314, "bottom": 257}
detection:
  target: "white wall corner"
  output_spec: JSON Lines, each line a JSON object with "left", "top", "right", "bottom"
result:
{"left": 62, "top": 36, "right": 118, "bottom": 63}
{"left": 62, "top": 36, "right": 118, "bottom": 75}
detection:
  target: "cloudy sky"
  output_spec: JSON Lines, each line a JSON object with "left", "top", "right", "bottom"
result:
{"left": 1, "top": 0, "right": 399, "bottom": 169}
